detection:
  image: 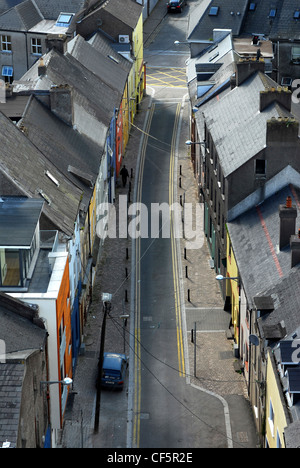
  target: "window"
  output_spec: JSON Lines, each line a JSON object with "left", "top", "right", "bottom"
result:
{"left": 292, "top": 46, "right": 300, "bottom": 63}
{"left": 294, "top": 10, "right": 300, "bottom": 19}
{"left": 255, "top": 159, "right": 266, "bottom": 176}
{"left": 249, "top": 3, "right": 256, "bottom": 11}
{"left": 269, "top": 9, "right": 277, "bottom": 18}
{"left": 268, "top": 400, "right": 275, "bottom": 437}
{"left": 209, "top": 6, "right": 219, "bottom": 16}
{"left": 56, "top": 12, "right": 74, "bottom": 27}
{"left": 1, "top": 35, "right": 11, "bottom": 52}
{"left": 2, "top": 65, "right": 13, "bottom": 83}
{"left": 31, "top": 38, "right": 42, "bottom": 55}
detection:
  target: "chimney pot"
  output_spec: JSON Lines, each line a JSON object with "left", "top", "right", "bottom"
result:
{"left": 286, "top": 196, "right": 292, "bottom": 208}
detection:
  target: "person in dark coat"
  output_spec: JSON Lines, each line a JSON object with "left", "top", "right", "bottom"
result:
{"left": 120, "top": 165, "right": 129, "bottom": 187}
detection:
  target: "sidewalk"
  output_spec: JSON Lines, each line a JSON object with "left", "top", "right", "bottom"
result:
{"left": 60, "top": 0, "right": 259, "bottom": 449}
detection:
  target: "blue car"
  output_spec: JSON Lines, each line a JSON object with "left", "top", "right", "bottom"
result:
{"left": 101, "top": 353, "right": 128, "bottom": 390}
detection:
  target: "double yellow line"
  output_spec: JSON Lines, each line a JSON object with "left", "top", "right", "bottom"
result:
{"left": 132, "top": 102, "right": 185, "bottom": 448}
{"left": 133, "top": 103, "right": 154, "bottom": 448}
{"left": 169, "top": 103, "right": 185, "bottom": 378}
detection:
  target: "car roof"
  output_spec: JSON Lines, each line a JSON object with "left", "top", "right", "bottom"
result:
{"left": 103, "top": 352, "right": 126, "bottom": 369}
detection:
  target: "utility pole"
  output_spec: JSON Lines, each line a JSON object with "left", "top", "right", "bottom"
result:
{"left": 94, "top": 293, "right": 112, "bottom": 433}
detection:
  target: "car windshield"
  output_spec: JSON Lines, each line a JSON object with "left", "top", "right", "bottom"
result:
{"left": 103, "top": 369, "right": 121, "bottom": 378}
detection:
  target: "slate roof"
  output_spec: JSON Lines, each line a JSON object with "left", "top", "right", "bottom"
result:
{"left": 0, "top": 0, "right": 86, "bottom": 18}
{"left": 14, "top": 48, "right": 119, "bottom": 147}
{"left": 198, "top": 71, "right": 292, "bottom": 177}
{"left": 0, "top": 293, "right": 46, "bottom": 353}
{"left": 187, "top": 31, "right": 236, "bottom": 107}
{"left": 19, "top": 95, "right": 101, "bottom": 213}
{"left": 0, "top": 109, "right": 82, "bottom": 236}
{"left": 188, "top": 0, "right": 249, "bottom": 41}
{"left": 88, "top": 31, "right": 132, "bottom": 74}
{"left": 242, "top": 0, "right": 300, "bottom": 41}
{"left": 34, "top": 0, "right": 86, "bottom": 20}
{"left": 68, "top": 34, "right": 128, "bottom": 95}
{"left": 227, "top": 185, "right": 300, "bottom": 315}
{"left": 0, "top": 362, "right": 24, "bottom": 447}
{"left": 0, "top": 0, "right": 42, "bottom": 31}
{"left": 82, "top": 0, "right": 143, "bottom": 31}
{"left": 0, "top": 197, "right": 43, "bottom": 247}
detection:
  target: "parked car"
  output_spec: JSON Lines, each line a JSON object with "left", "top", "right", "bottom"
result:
{"left": 101, "top": 352, "right": 128, "bottom": 390}
{"left": 167, "top": 0, "right": 186, "bottom": 13}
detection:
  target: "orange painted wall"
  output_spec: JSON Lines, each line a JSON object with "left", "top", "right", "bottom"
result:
{"left": 56, "top": 259, "right": 72, "bottom": 381}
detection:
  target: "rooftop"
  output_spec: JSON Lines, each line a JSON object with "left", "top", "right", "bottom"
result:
{"left": 0, "top": 197, "right": 43, "bottom": 247}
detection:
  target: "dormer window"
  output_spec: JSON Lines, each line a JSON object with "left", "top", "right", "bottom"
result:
{"left": 56, "top": 12, "right": 74, "bottom": 27}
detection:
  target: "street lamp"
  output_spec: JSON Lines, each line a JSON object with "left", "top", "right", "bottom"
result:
{"left": 216, "top": 274, "right": 239, "bottom": 283}
{"left": 40, "top": 377, "right": 73, "bottom": 393}
{"left": 94, "top": 292, "right": 112, "bottom": 433}
{"left": 185, "top": 140, "right": 206, "bottom": 146}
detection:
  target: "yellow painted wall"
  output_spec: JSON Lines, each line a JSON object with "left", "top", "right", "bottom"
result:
{"left": 265, "top": 350, "right": 288, "bottom": 448}
{"left": 132, "top": 14, "right": 144, "bottom": 103}
{"left": 226, "top": 230, "right": 240, "bottom": 344}
{"left": 89, "top": 186, "right": 97, "bottom": 249}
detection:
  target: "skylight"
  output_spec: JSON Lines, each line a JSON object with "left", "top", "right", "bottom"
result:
{"left": 56, "top": 12, "right": 74, "bottom": 27}
{"left": 209, "top": 6, "right": 219, "bottom": 16}
{"left": 249, "top": 3, "right": 256, "bottom": 11}
{"left": 269, "top": 8, "right": 277, "bottom": 18}
{"left": 294, "top": 10, "right": 300, "bottom": 19}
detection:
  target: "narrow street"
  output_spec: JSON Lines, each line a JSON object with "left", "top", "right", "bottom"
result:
{"left": 130, "top": 97, "right": 229, "bottom": 448}
{"left": 61, "top": 0, "right": 258, "bottom": 450}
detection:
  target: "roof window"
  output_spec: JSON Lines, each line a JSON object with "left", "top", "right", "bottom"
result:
{"left": 249, "top": 3, "right": 256, "bottom": 11}
{"left": 209, "top": 6, "right": 219, "bottom": 16}
{"left": 56, "top": 12, "right": 74, "bottom": 27}
{"left": 294, "top": 10, "right": 300, "bottom": 19}
{"left": 269, "top": 8, "right": 277, "bottom": 18}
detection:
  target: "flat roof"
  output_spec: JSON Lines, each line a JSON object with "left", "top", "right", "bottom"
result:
{"left": 0, "top": 197, "right": 44, "bottom": 248}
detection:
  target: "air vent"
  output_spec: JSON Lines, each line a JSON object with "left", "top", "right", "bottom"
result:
{"left": 119, "top": 35, "right": 130, "bottom": 43}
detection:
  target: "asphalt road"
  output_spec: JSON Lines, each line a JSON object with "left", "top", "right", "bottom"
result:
{"left": 129, "top": 97, "right": 229, "bottom": 448}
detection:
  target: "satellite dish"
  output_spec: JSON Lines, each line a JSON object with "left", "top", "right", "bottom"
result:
{"left": 249, "top": 334, "right": 259, "bottom": 346}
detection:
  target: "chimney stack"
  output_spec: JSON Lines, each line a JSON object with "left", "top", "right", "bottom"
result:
{"left": 266, "top": 117, "right": 299, "bottom": 145}
{"left": 260, "top": 86, "right": 292, "bottom": 112}
{"left": 50, "top": 85, "right": 74, "bottom": 127}
{"left": 279, "top": 196, "right": 297, "bottom": 250}
{"left": 290, "top": 229, "right": 300, "bottom": 268}
{"left": 234, "top": 59, "right": 265, "bottom": 87}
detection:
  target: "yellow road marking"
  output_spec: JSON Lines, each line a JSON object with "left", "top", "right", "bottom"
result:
{"left": 133, "top": 102, "right": 185, "bottom": 448}
{"left": 169, "top": 103, "right": 185, "bottom": 377}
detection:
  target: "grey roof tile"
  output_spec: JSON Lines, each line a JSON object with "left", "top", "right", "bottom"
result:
{"left": 0, "top": 109, "right": 82, "bottom": 236}
{"left": 227, "top": 185, "right": 300, "bottom": 318}
{"left": 201, "top": 71, "right": 292, "bottom": 177}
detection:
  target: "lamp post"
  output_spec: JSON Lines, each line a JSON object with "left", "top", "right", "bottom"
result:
{"left": 40, "top": 377, "right": 73, "bottom": 394}
{"left": 216, "top": 274, "right": 239, "bottom": 283}
{"left": 94, "top": 293, "right": 112, "bottom": 433}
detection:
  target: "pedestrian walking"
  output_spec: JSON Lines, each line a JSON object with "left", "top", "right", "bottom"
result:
{"left": 120, "top": 165, "right": 129, "bottom": 187}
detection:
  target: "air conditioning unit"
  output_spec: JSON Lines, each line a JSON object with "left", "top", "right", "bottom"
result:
{"left": 119, "top": 35, "right": 130, "bottom": 43}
